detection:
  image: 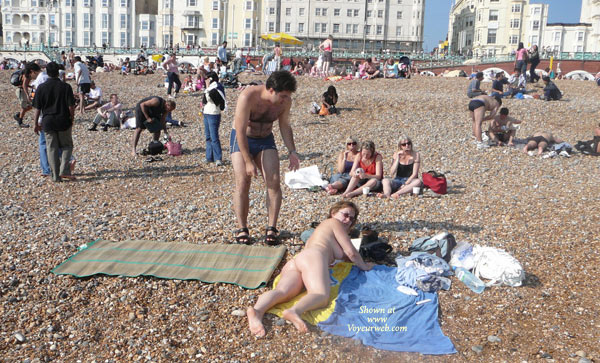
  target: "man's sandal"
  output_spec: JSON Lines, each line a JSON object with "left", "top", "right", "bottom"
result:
{"left": 265, "top": 226, "right": 280, "bottom": 246}
{"left": 234, "top": 228, "right": 251, "bottom": 245}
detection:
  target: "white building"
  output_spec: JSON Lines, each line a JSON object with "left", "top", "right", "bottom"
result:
{"left": 448, "top": 0, "right": 548, "bottom": 57}
{"left": 261, "top": 0, "right": 425, "bottom": 52}
{"left": 1, "top": 0, "right": 61, "bottom": 47}
{"left": 578, "top": 0, "right": 599, "bottom": 52}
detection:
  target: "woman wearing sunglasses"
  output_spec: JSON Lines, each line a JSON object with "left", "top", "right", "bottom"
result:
{"left": 325, "top": 137, "right": 360, "bottom": 195}
{"left": 378, "top": 135, "right": 422, "bottom": 198}
{"left": 247, "top": 201, "right": 374, "bottom": 337}
{"left": 341, "top": 141, "right": 383, "bottom": 198}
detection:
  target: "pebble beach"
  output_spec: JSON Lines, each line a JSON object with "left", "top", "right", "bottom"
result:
{"left": 1, "top": 70, "right": 599, "bottom": 362}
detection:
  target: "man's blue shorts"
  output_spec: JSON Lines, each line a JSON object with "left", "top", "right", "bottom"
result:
{"left": 230, "top": 129, "right": 277, "bottom": 157}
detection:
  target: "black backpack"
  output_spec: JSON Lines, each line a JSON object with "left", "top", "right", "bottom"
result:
{"left": 10, "top": 70, "right": 23, "bottom": 87}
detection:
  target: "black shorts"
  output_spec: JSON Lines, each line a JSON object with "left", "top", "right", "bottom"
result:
{"left": 323, "top": 51, "right": 333, "bottom": 63}
{"left": 528, "top": 136, "right": 549, "bottom": 145}
{"left": 468, "top": 99, "right": 485, "bottom": 112}
{"left": 78, "top": 83, "right": 91, "bottom": 94}
{"left": 496, "top": 132, "right": 510, "bottom": 143}
{"left": 135, "top": 106, "right": 146, "bottom": 129}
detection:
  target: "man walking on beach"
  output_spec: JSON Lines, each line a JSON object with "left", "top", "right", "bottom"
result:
{"left": 32, "top": 62, "right": 76, "bottom": 182}
{"left": 230, "top": 71, "right": 299, "bottom": 245}
{"left": 74, "top": 56, "right": 91, "bottom": 117}
{"left": 218, "top": 41, "right": 228, "bottom": 66}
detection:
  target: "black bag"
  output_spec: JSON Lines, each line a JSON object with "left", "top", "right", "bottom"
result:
{"left": 147, "top": 140, "right": 164, "bottom": 155}
{"left": 10, "top": 70, "right": 23, "bottom": 87}
{"left": 359, "top": 241, "right": 392, "bottom": 261}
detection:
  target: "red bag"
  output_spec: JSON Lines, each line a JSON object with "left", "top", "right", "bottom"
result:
{"left": 165, "top": 140, "right": 182, "bottom": 156}
{"left": 422, "top": 171, "right": 447, "bottom": 195}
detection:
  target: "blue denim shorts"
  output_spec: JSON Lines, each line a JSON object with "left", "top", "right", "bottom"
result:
{"left": 229, "top": 129, "right": 277, "bottom": 157}
{"left": 357, "top": 177, "right": 382, "bottom": 192}
{"left": 390, "top": 177, "right": 409, "bottom": 192}
{"left": 329, "top": 173, "right": 351, "bottom": 188}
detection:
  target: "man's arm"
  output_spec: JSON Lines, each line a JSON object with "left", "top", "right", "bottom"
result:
{"left": 140, "top": 97, "right": 160, "bottom": 121}
{"left": 277, "top": 99, "right": 299, "bottom": 171}
{"left": 32, "top": 108, "right": 41, "bottom": 134}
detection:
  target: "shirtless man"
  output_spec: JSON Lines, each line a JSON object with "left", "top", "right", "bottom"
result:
{"left": 468, "top": 94, "right": 502, "bottom": 148}
{"left": 488, "top": 107, "right": 522, "bottom": 146}
{"left": 523, "top": 131, "right": 563, "bottom": 156}
{"left": 231, "top": 71, "right": 300, "bottom": 245}
{"left": 246, "top": 201, "right": 374, "bottom": 337}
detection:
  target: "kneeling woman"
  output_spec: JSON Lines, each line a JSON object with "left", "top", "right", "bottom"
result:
{"left": 247, "top": 201, "right": 374, "bottom": 337}
{"left": 379, "top": 135, "right": 422, "bottom": 198}
{"left": 341, "top": 141, "right": 383, "bottom": 198}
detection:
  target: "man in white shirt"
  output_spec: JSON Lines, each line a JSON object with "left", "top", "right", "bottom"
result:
{"left": 74, "top": 56, "right": 91, "bottom": 116}
{"left": 233, "top": 48, "right": 243, "bottom": 73}
{"left": 89, "top": 93, "right": 122, "bottom": 131}
{"left": 84, "top": 81, "right": 102, "bottom": 111}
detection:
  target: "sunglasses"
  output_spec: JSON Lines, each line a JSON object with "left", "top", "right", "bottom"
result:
{"left": 401, "top": 142, "right": 412, "bottom": 146}
{"left": 339, "top": 212, "right": 355, "bottom": 222}
{"left": 347, "top": 142, "right": 357, "bottom": 146}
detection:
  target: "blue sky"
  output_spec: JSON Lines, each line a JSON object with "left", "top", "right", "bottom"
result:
{"left": 423, "top": 0, "right": 583, "bottom": 51}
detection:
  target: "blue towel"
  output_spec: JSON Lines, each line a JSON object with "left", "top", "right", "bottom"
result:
{"left": 318, "top": 265, "right": 456, "bottom": 355}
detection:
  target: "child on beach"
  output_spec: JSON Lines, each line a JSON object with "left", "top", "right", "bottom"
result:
{"left": 488, "top": 107, "right": 522, "bottom": 146}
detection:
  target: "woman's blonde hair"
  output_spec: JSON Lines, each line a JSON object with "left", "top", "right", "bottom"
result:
{"left": 329, "top": 201, "right": 359, "bottom": 227}
{"left": 361, "top": 140, "right": 375, "bottom": 153}
{"left": 345, "top": 136, "right": 358, "bottom": 145}
{"left": 398, "top": 135, "right": 413, "bottom": 148}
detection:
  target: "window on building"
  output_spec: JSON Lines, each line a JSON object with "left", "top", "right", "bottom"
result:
{"left": 321, "top": 23, "right": 327, "bottom": 32}
{"left": 510, "top": 19, "right": 520, "bottom": 28}
{"left": 334, "top": 8, "right": 340, "bottom": 16}
{"left": 4, "top": 14, "right": 10, "bottom": 25}
{"left": 489, "top": 10, "right": 498, "bottom": 21}
{"left": 322, "top": 8, "right": 327, "bottom": 16}
{"left": 140, "top": 36, "right": 149, "bottom": 46}
{"left": 378, "top": 10, "right": 383, "bottom": 18}
{"left": 150, "top": 21, "right": 154, "bottom": 30}
{"left": 377, "top": 25, "right": 382, "bottom": 35}
{"left": 396, "top": 26, "right": 402, "bottom": 36}
{"left": 65, "top": 31, "right": 72, "bottom": 45}
{"left": 576, "top": 45, "right": 583, "bottom": 52}
{"left": 365, "top": 25, "right": 371, "bottom": 34}
{"left": 315, "top": 23, "right": 320, "bottom": 33}
{"left": 487, "top": 29, "right": 497, "bottom": 43}
{"left": 268, "top": 22, "right": 274, "bottom": 32}
{"left": 512, "top": 4, "right": 521, "bottom": 12}
{"left": 49, "top": 32, "right": 56, "bottom": 46}
{"left": 354, "top": 9, "right": 359, "bottom": 17}
{"left": 212, "top": 1, "right": 219, "bottom": 11}
{"left": 532, "top": 20, "right": 540, "bottom": 30}
{"left": 347, "top": 9, "right": 352, "bottom": 17}
{"left": 366, "top": 10, "right": 372, "bottom": 17}
{"left": 285, "top": 8, "right": 291, "bottom": 16}
{"left": 212, "top": 18, "right": 218, "bottom": 29}
{"left": 333, "top": 23, "right": 340, "bottom": 33}
{"left": 245, "top": 18, "right": 251, "bottom": 29}
{"left": 509, "top": 35, "right": 518, "bottom": 44}
{"left": 298, "top": 23, "right": 304, "bottom": 33}
{"left": 533, "top": 7, "right": 541, "bottom": 15}
{"left": 140, "top": 20, "right": 148, "bottom": 30}
{"left": 554, "top": 32, "right": 560, "bottom": 41}
{"left": 187, "top": 16, "right": 198, "bottom": 27}
{"left": 164, "top": 0, "right": 173, "bottom": 8}
{"left": 211, "top": 33, "right": 217, "bottom": 45}
{"left": 397, "top": 0, "right": 402, "bottom": 3}
{"left": 244, "top": 33, "right": 251, "bottom": 47}
{"left": 65, "top": 0, "right": 72, "bottom": 5}
{"left": 353, "top": 24, "right": 358, "bottom": 34}
{"left": 269, "top": 7, "right": 275, "bottom": 15}
{"left": 285, "top": 22, "right": 290, "bottom": 32}
{"left": 83, "top": 0, "right": 90, "bottom": 7}
{"left": 49, "top": 14, "right": 55, "bottom": 26}
{"left": 102, "top": 31, "right": 109, "bottom": 44}
{"left": 530, "top": 35, "right": 538, "bottom": 45}
{"left": 163, "top": 33, "right": 171, "bottom": 46}
{"left": 83, "top": 31, "right": 91, "bottom": 46}
{"left": 187, "top": 0, "right": 197, "bottom": 6}
{"left": 478, "top": 9, "right": 482, "bottom": 21}
{"left": 102, "top": 14, "right": 108, "bottom": 28}
{"left": 397, "top": 11, "right": 402, "bottom": 19}
{"left": 577, "top": 32, "right": 584, "bottom": 41}
{"left": 32, "top": 0, "right": 38, "bottom": 6}
{"left": 32, "top": 14, "right": 38, "bottom": 25}
{"left": 119, "top": 0, "right": 126, "bottom": 7}
{"left": 299, "top": 8, "right": 305, "bottom": 16}
{"left": 65, "top": 13, "right": 72, "bottom": 27}
{"left": 346, "top": 24, "right": 352, "bottom": 33}
{"left": 120, "top": 14, "right": 127, "bottom": 28}
{"left": 245, "top": 1, "right": 252, "bottom": 11}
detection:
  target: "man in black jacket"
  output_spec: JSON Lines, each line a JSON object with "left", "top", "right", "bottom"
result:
{"left": 32, "top": 62, "right": 76, "bottom": 182}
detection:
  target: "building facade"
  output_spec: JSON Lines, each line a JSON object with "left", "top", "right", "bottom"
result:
{"left": 579, "top": 0, "right": 600, "bottom": 52}
{"left": 448, "top": 0, "right": 548, "bottom": 57}
{"left": 261, "top": 0, "right": 425, "bottom": 52}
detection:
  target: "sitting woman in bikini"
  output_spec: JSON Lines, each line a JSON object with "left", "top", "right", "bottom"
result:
{"left": 378, "top": 135, "right": 422, "bottom": 198}
{"left": 247, "top": 201, "right": 374, "bottom": 337}
{"left": 325, "top": 137, "right": 360, "bottom": 195}
{"left": 341, "top": 141, "right": 383, "bottom": 198}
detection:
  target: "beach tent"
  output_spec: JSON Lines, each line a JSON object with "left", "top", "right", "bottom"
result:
{"left": 420, "top": 70, "right": 435, "bottom": 76}
{"left": 260, "top": 32, "right": 303, "bottom": 45}
{"left": 482, "top": 67, "right": 509, "bottom": 81}
{"left": 565, "top": 70, "right": 594, "bottom": 81}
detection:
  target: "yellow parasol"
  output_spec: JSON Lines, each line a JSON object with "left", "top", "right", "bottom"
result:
{"left": 260, "top": 32, "right": 303, "bottom": 45}
{"left": 151, "top": 54, "right": 164, "bottom": 63}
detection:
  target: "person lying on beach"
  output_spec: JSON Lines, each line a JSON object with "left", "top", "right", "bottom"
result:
{"left": 523, "top": 131, "right": 563, "bottom": 156}
{"left": 488, "top": 107, "right": 522, "bottom": 146}
{"left": 247, "top": 201, "right": 374, "bottom": 337}
{"left": 341, "top": 141, "right": 383, "bottom": 198}
{"left": 325, "top": 137, "right": 360, "bottom": 195}
{"left": 378, "top": 135, "right": 422, "bottom": 198}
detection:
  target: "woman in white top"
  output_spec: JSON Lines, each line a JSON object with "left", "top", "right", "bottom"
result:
{"left": 202, "top": 71, "right": 226, "bottom": 166}
{"left": 162, "top": 53, "right": 181, "bottom": 98}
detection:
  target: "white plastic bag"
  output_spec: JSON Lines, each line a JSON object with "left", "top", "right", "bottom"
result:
{"left": 284, "top": 165, "right": 327, "bottom": 189}
{"left": 472, "top": 245, "right": 525, "bottom": 287}
{"left": 449, "top": 241, "right": 475, "bottom": 270}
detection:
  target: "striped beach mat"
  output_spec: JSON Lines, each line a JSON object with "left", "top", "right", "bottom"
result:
{"left": 52, "top": 240, "right": 286, "bottom": 289}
